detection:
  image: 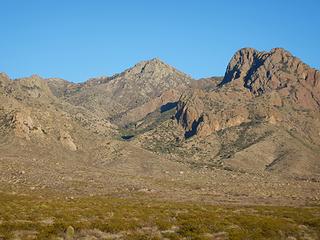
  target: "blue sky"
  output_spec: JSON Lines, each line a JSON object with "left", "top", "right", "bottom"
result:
{"left": 0, "top": 0, "right": 319, "bottom": 82}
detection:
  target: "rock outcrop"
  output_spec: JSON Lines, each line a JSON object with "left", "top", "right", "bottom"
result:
{"left": 12, "top": 111, "right": 44, "bottom": 140}
{"left": 175, "top": 48, "right": 320, "bottom": 139}
{"left": 176, "top": 90, "right": 205, "bottom": 134}
{"left": 221, "top": 48, "right": 320, "bottom": 109}
{"left": 175, "top": 89, "right": 251, "bottom": 138}
{"left": 11, "top": 75, "right": 56, "bottom": 101}
{"left": 59, "top": 130, "right": 77, "bottom": 151}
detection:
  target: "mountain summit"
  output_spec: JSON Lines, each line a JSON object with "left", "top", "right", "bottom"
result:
{"left": 158, "top": 47, "right": 320, "bottom": 177}
{"left": 48, "top": 58, "right": 194, "bottom": 124}
{"left": 123, "top": 58, "right": 191, "bottom": 79}
{"left": 221, "top": 47, "right": 320, "bottom": 109}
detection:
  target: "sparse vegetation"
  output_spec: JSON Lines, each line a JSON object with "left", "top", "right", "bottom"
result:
{"left": 118, "top": 107, "right": 177, "bottom": 140}
{"left": 0, "top": 193, "right": 319, "bottom": 239}
{"left": 1, "top": 39, "right": 320, "bottom": 240}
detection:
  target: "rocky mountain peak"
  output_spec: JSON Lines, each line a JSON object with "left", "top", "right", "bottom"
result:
{"left": 123, "top": 57, "right": 190, "bottom": 80}
{"left": 270, "top": 47, "right": 289, "bottom": 54}
{"left": 85, "top": 58, "right": 192, "bottom": 88}
{"left": 220, "top": 47, "right": 320, "bottom": 109}
{"left": 221, "top": 47, "right": 296, "bottom": 84}
{"left": 49, "top": 58, "right": 194, "bottom": 125}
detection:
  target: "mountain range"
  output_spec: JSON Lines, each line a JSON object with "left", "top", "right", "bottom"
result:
{"left": 0, "top": 47, "right": 319, "bottom": 205}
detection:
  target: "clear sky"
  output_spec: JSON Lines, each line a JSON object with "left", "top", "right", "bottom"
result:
{"left": 1, "top": 0, "right": 319, "bottom": 82}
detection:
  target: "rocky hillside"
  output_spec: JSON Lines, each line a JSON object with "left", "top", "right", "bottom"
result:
{"left": 136, "top": 48, "right": 320, "bottom": 178}
{"left": 47, "top": 58, "right": 198, "bottom": 125}
{"left": 176, "top": 48, "right": 320, "bottom": 136}
{"left": 0, "top": 74, "right": 117, "bottom": 152}
{"left": 1, "top": 48, "right": 320, "bottom": 207}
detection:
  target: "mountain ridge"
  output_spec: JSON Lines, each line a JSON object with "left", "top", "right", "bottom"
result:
{"left": 0, "top": 47, "right": 320, "bottom": 207}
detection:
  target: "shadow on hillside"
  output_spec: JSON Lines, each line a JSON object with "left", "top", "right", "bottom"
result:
{"left": 160, "top": 102, "right": 177, "bottom": 113}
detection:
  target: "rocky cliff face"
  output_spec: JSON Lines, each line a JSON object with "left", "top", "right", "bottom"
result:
{"left": 221, "top": 48, "right": 320, "bottom": 109}
{"left": 176, "top": 88, "right": 252, "bottom": 138}
{"left": 176, "top": 48, "right": 320, "bottom": 139}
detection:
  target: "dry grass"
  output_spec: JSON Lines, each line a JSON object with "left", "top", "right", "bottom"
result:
{"left": 0, "top": 192, "right": 319, "bottom": 239}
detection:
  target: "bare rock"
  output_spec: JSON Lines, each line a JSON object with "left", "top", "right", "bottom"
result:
{"left": 176, "top": 89, "right": 250, "bottom": 138}
{"left": 221, "top": 47, "right": 320, "bottom": 109}
{"left": 4, "top": 110, "right": 44, "bottom": 140}
{"left": 59, "top": 130, "right": 77, "bottom": 151}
